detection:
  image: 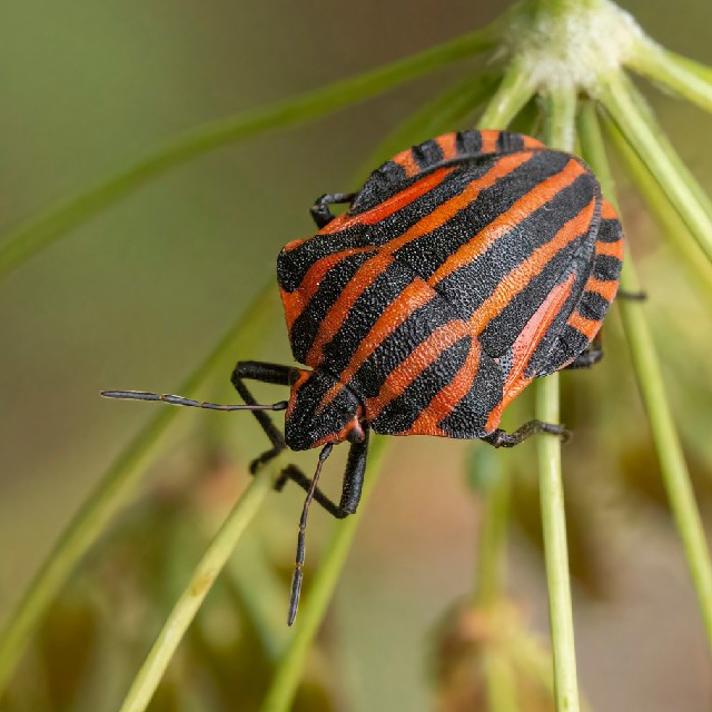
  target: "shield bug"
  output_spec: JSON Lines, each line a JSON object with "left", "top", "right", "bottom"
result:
{"left": 103, "top": 129, "right": 623, "bottom": 623}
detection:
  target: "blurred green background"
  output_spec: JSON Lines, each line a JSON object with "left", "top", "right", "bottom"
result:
{"left": 0, "top": 1, "right": 711, "bottom": 710}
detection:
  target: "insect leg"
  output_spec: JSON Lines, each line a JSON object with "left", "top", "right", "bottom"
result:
{"left": 276, "top": 428, "right": 369, "bottom": 518}
{"left": 564, "top": 333, "right": 603, "bottom": 370}
{"left": 617, "top": 289, "right": 647, "bottom": 301}
{"left": 482, "top": 420, "right": 570, "bottom": 448}
{"left": 231, "top": 361, "right": 297, "bottom": 474}
{"left": 310, "top": 192, "right": 356, "bottom": 228}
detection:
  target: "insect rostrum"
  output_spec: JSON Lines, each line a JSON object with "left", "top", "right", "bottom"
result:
{"left": 103, "top": 129, "right": 623, "bottom": 623}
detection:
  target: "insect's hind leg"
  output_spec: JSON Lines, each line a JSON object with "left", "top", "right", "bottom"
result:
{"left": 482, "top": 420, "right": 570, "bottom": 448}
{"left": 231, "top": 360, "right": 296, "bottom": 474}
{"left": 276, "top": 429, "right": 369, "bottom": 518}
{"left": 564, "top": 333, "right": 603, "bottom": 370}
{"left": 310, "top": 192, "right": 356, "bottom": 228}
{"left": 617, "top": 289, "right": 647, "bottom": 301}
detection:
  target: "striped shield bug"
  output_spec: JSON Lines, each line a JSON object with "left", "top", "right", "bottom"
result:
{"left": 103, "top": 129, "right": 624, "bottom": 623}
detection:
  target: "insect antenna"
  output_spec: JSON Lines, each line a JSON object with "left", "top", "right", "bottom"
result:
{"left": 287, "top": 442, "right": 334, "bottom": 626}
{"left": 100, "top": 390, "right": 288, "bottom": 412}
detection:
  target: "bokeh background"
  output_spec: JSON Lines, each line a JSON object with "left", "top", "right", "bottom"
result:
{"left": 1, "top": 1, "right": 711, "bottom": 710}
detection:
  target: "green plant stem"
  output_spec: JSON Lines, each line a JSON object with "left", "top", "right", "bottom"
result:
{"left": 359, "top": 70, "right": 501, "bottom": 181}
{"left": 538, "top": 84, "right": 580, "bottom": 712}
{"left": 224, "top": 536, "right": 289, "bottom": 662}
{"left": 260, "top": 436, "right": 388, "bottom": 712}
{"left": 578, "top": 102, "right": 712, "bottom": 650}
{"left": 0, "top": 25, "right": 499, "bottom": 280}
{"left": 478, "top": 59, "right": 536, "bottom": 128}
{"left": 598, "top": 72, "right": 712, "bottom": 263}
{"left": 535, "top": 375, "right": 580, "bottom": 712}
{"left": 603, "top": 115, "right": 712, "bottom": 310}
{"left": 628, "top": 39, "right": 712, "bottom": 114}
{"left": 543, "top": 86, "right": 577, "bottom": 149}
{"left": 474, "top": 470, "right": 510, "bottom": 608}
{"left": 0, "top": 286, "right": 280, "bottom": 696}
{"left": 483, "top": 651, "right": 520, "bottom": 712}
{"left": 118, "top": 469, "right": 277, "bottom": 712}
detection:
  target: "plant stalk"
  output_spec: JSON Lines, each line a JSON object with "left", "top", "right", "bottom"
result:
{"left": 628, "top": 39, "right": 712, "bottom": 114}
{"left": 474, "top": 463, "right": 510, "bottom": 608}
{"left": 598, "top": 72, "right": 712, "bottom": 263}
{"left": 478, "top": 59, "right": 536, "bottom": 128}
{"left": 259, "top": 437, "right": 388, "bottom": 712}
{"left": 0, "top": 25, "right": 499, "bottom": 280}
{"left": 359, "top": 70, "right": 501, "bottom": 181}
{"left": 0, "top": 286, "right": 280, "bottom": 696}
{"left": 117, "top": 468, "right": 276, "bottom": 712}
{"left": 578, "top": 101, "right": 712, "bottom": 650}
{"left": 603, "top": 115, "right": 712, "bottom": 310}
{"left": 537, "top": 84, "right": 581, "bottom": 712}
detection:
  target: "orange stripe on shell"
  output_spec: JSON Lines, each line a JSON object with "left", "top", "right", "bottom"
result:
{"left": 467, "top": 198, "right": 597, "bottom": 335}
{"left": 485, "top": 272, "right": 578, "bottom": 432}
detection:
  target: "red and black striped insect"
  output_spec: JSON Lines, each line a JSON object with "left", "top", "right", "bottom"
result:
{"left": 103, "top": 129, "right": 624, "bottom": 623}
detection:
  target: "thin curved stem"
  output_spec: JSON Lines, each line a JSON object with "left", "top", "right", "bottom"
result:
{"left": 358, "top": 70, "right": 501, "bottom": 181}
{"left": 628, "top": 39, "right": 712, "bottom": 114}
{"left": 471, "top": 449, "right": 510, "bottom": 608}
{"left": 603, "top": 113, "right": 712, "bottom": 310}
{"left": 578, "top": 101, "right": 712, "bottom": 651}
{"left": 259, "top": 436, "right": 388, "bottom": 712}
{"left": 0, "top": 286, "right": 280, "bottom": 695}
{"left": 478, "top": 59, "right": 537, "bottom": 129}
{"left": 0, "top": 24, "right": 499, "bottom": 280}
{"left": 598, "top": 72, "right": 712, "bottom": 264}
{"left": 118, "top": 468, "right": 277, "bottom": 712}
{"left": 538, "top": 83, "right": 581, "bottom": 712}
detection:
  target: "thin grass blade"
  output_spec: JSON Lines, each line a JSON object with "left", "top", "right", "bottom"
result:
{"left": 117, "top": 468, "right": 277, "bottom": 712}
{"left": 578, "top": 101, "right": 712, "bottom": 650}
{"left": 259, "top": 436, "right": 388, "bottom": 712}
{"left": 628, "top": 39, "right": 712, "bottom": 114}
{"left": 0, "top": 25, "right": 499, "bottom": 280}
{"left": 0, "top": 286, "right": 280, "bottom": 695}
{"left": 598, "top": 72, "right": 712, "bottom": 263}
{"left": 603, "top": 112, "right": 712, "bottom": 309}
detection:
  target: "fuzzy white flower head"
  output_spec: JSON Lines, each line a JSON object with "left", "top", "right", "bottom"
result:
{"left": 505, "top": 0, "right": 645, "bottom": 92}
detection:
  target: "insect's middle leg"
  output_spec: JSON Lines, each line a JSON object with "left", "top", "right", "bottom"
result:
{"left": 231, "top": 360, "right": 296, "bottom": 474}
{"left": 482, "top": 420, "right": 570, "bottom": 448}
{"left": 276, "top": 430, "right": 369, "bottom": 519}
{"left": 310, "top": 192, "right": 356, "bottom": 228}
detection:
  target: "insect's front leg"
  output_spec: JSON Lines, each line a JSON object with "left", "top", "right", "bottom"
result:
{"left": 231, "top": 361, "right": 296, "bottom": 474}
{"left": 276, "top": 428, "right": 369, "bottom": 518}
{"left": 310, "top": 192, "right": 356, "bottom": 228}
{"left": 482, "top": 420, "right": 570, "bottom": 448}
